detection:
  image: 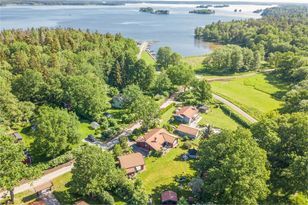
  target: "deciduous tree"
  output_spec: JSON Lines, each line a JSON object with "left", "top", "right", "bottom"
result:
{"left": 32, "top": 106, "right": 81, "bottom": 158}
{"left": 198, "top": 128, "right": 270, "bottom": 204}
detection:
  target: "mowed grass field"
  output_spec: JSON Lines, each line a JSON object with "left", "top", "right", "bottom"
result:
{"left": 199, "top": 106, "right": 241, "bottom": 130}
{"left": 210, "top": 73, "right": 286, "bottom": 119}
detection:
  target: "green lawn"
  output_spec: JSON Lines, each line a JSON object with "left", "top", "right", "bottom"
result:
{"left": 211, "top": 73, "right": 286, "bottom": 119}
{"left": 78, "top": 121, "right": 95, "bottom": 138}
{"left": 199, "top": 106, "right": 241, "bottom": 130}
{"left": 138, "top": 142, "right": 196, "bottom": 203}
{"left": 160, "top": 105, "right": 176, "bottom": 127}
{"left": 141, "top": 51, "right": 155, "bottom": 66}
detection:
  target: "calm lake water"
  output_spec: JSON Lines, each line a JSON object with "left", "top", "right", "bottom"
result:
{"left": 0, "top": 3, "right": 272, "bottom": 56}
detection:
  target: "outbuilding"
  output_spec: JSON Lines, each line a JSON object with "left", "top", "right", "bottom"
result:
{"left": 90, "top": 122, "right": 100, "bottom": 130}
{"left": 175, "top": 124, "right": 200, "bottom": 139}
{"left": 118, "top": 152, "right": 145, "bottom": 177}
{"left": 161, "top": 191, "right": 178, "bottom": 205}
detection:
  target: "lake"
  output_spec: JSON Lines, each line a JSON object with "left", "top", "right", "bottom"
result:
{"left": 0, "top": 3, "right": 273, "bottom": 56}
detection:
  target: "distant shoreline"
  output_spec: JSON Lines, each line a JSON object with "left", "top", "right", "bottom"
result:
{"left": 2, "top": 0, "right": 305, "bottom": 7}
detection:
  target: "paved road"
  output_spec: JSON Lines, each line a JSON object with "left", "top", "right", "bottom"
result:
{"left": 196, "top": 72, "right": 257, "bottom": 82}
{"left": 213, "top": 94, "right": 257, "bottom": 123}
{"left": 137, "top": 41, "right": 148, "bottom": 59}
{"left": 0, "top": 164, "right": 73, "bottom": 199}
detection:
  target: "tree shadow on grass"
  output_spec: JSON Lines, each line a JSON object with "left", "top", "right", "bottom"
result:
{"left": 22, "top": 193, "right": 37, "bottom": 203}
{"left": 264, "top": 73, "right": 289, "bottom": 100}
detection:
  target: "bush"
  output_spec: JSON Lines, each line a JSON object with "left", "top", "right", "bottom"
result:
{"left": 128, "top": 134, "right": 139, "bottom": 141}
{"left": 121, "top": 114, "right": 134, "bottom": 124}
{"left": 163, "top": 124, "right": 174, "bottom": 132}
{"left": 181, "top": 135, "right": 190, "bottom": 141}
{"left": 150, "top": 150, "right": 163, "bottom": 157}
{"left": 182, "top": 142, "right": 192, "bottom": 149}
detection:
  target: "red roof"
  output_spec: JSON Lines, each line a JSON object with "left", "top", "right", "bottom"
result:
{"left": 176, "top": 124, "right": 199, "bottom": 136}
{"left": 118, "top": 153, "right": 145, "bottom": 174}
{"left": 136, "top": 128, "right": 178, "bottom": 151}
{"left": 30, "top": 200, "right": 46, "bottom": 205}
{"left": 175, "top": 106, "right": 198, "bottom": 119}
{"left": 161, "top": 191, "right": 178, "bottom": 202}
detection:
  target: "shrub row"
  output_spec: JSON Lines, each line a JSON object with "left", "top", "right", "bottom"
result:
{"left": 219, "top": 104, "right": 251, "bottom": 128}
{"left": 160, "top": 102, "right": 175, "bottom": 116}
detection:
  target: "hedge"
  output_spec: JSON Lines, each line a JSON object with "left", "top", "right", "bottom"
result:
{"left": 219, "top": 104, "right": 251, "bottom": 128}
{"left": 159, "top": 102, "right": 175, "bottom": 116}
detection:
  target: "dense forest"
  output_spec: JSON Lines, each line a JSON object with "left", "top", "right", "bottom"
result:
{"left": 0, "top": 28, "right": 159, "bottom": 125}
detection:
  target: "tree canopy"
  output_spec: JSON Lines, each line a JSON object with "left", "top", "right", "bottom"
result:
{"left": 251, "top": 112, "right": 308, "bottom": 198}
{"left": 197, "top": 128, "right": 270, "bottom": 204}
{"left": 71, "top": 145, "right": 148, "bottom": 204}
{"left": 32, "top": 106, "right": 81, "bottom": 158}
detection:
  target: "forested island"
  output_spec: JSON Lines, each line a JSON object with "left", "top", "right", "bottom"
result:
{"left": 253, "top": 9, "right": 263, "bottom": 13}
{"left": 189, "top": 9, "right": 215, "bottom": 14}
{"left": 196, "top": 4, "right": 212, "bottom": 8}
{"left": 213, "top": 4, "right": 229, "bottom": 8}
{"left": 139, "top": 7, "right": 170, "bottom": 15}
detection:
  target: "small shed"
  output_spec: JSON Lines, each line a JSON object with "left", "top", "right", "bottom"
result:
{"left": 161, "top": 190, "right": 177, "bottom": 205}
{"left": 12, "top": 132, "right": 22, "bottom": 141}
{"left": 198, "top": 105, "right": 210, "bottom": 113}
{"left": 90, "top": 122, "right": 100, "bottom": 130}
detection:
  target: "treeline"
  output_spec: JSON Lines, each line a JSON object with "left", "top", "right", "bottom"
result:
{"left": 203, "top": 45, "right": 261, "bottom": 73}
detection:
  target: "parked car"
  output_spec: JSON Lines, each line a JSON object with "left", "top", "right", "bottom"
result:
{"left": 86, "top": 134, "right": 96, "bottom": 142}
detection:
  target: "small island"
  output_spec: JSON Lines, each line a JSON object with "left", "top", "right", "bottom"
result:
{"left": 196, "top": 4, "right": 212, "bottom": 8}
{"left": 214, "top": 4, "right": 230, "bottom": 8}
{"left": 189, "top": 9, "right": 215, "bottom": 15}
{"left": 139, "top": 7, "right": 169, "bottom": 15}
{"left": 253, "top": 9, "right": 263, "bottom": 14}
